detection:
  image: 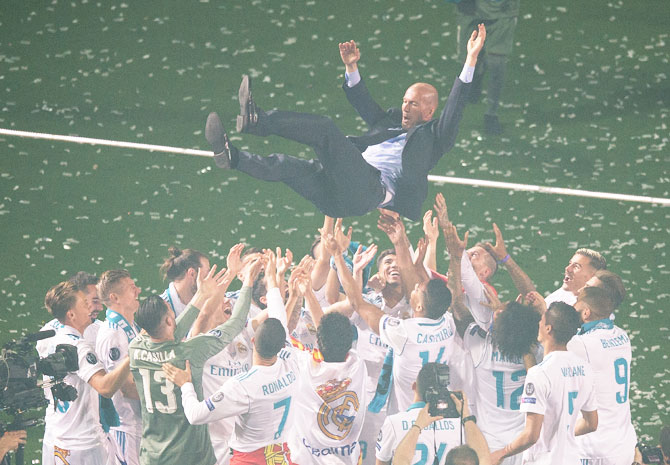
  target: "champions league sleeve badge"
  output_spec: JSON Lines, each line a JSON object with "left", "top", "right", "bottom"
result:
{"left": 109, "top": 347, "right": 121, "bottom": 361}
{"left": 525, "top": 382, "right": 535, "bottom": 395}
{"left": 86, "top": 352, "right": 98, "bottom": 365}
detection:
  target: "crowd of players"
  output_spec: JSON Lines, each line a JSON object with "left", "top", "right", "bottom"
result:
{"left": 31, "top": 194, "right": 643, "bottom": 465}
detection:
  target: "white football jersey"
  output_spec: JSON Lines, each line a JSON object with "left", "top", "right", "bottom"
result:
{"left": 376, "top": 403, "right": 464, "bottom": 465}
{"left": 353, "top": 293, "right": 410, "bottom": 395}
{"left": 182, "top": 353, "right": 301, "bottom": 452}
{"left": 568, "top": 320, "right": 636, "bottom": 464}
{"left": 461, "top": 254, "right": 494, "bottom": 330}
{"left": 288, "top": 350, "right": 368, "bottom": 465}
{"left": 38, "top": 318, "right": 101, "bottom": 448}
{"left": 379, "top": 313, "right": 468, "bottom": 414}
{"left": 520, "top": 350, "right": 597, "bottom": 465}
{"left": 201, "top": 322, "right": 254, "bottom": 462}
{"left": 95, "top": 310, "right": 142, "bottom": 436}
{"left": 43, "top": 324, "right": 107, "bottom": 450}
{"left": 291, "top": 308, "right": 319, "bottom": 351}
{"left": 544, "top": 287, "right": 577, "bottom": 307}
{"left": 464, "top": 324, "right": 526, "bottom": 446}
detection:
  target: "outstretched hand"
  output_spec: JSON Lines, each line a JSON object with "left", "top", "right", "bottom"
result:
{"left": 339, "top": 40, "right": 360, "bottom": 72}
{"left": 162, "top": 360, "right": 192, "bottom": 388}
{"left": 333, "top": 218, "right": 352, "bottom": 253}
{"left": 482, "top": 223, "right": 508, "bottom": 261}
{"left": 466, "top": 23, "right": 487, "bottom": 65}
{"left": 197, "top": 264, "right": 228, "bottom": 299}
{"left": 423, "top": 210, "right": 439, "bottom": 243}
{"left": 353, "top": 244, "right": 378, "bottom": 277}
{"left": 378, "top": 211, "right": 406, "bottom": 246}
{"left": 444, "top": 222, "right": 468, "bottom": 260}
{"left": 226, "top": 243, "right": 245, "bottom": 279}
{"left": 434, "top": 193, "right": 450, "bottom": 230}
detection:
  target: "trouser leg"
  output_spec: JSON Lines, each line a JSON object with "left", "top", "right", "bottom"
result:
{"left": 486, "top": 53, "right": 507, "bottom": 116}
{"left": 246, "top": 111, "right": 385, "bottom": 216}
{"left": 236, "top": 150, "right": 382, "bottom": 217}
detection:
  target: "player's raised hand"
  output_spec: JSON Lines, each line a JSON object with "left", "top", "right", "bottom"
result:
{"left": 197, "top": 264, "right": 227, "bottom": 298}
{"left": 226, "top": 243, "right": 245, "bottom": 279}
{"left": 423, "top": 209, "right": 439, "bottom": 244}
{"left": 466, "top": 23, "right": 487, "bottom": 64}
{"left": 162, "top": 360, "right": 192, "bottom": 388}
{"left": 444, "top": 222, "right": 468, "bottom": 260}
{"left": 434, "top": 193, "right": 450, "bottom": 230}
{"left": 242, "top": 256, "right": 263, "bottom": 288}
{"left": 353, "top": 243, "right": 377, "bottom": 277}
{"left": 482, "top": 223, "right": 508, "bottom": 262}
{"left": 332, "top": 218, "right": 352, "bottom": 253}
{"left": 339, "top": 40, "right": 360, "bottom": 71}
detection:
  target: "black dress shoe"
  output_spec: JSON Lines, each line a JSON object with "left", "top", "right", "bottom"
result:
{"left": 206, "top": 112, "right": 234, "bottom": 169}
{"left": 236, "top": 74, "right": 260, "bottom": 133}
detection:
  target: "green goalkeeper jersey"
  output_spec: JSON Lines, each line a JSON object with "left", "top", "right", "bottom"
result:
{"left": 129, "top": 287, "right": 252, "bottom": 465}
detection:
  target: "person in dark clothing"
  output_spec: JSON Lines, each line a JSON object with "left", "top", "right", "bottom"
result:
{"left": 206, "top": 24, "right": 486, "bottom": 220}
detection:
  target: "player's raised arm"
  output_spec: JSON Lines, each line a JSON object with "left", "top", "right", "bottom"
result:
{"left": 339, "top": 39, "right": 360, "bottom": 74}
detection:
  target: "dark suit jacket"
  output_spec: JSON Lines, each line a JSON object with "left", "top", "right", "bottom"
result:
{"left": 342, "top": 76, "right": 470, "bottom": 221}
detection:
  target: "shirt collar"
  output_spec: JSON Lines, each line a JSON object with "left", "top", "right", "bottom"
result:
{"left": 579, "top": 318, "right": 614, "bottom": 334}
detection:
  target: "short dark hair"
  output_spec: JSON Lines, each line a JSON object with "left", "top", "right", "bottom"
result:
{"left": 545, "top": 302, "right": 581, "bottom": 344}
{"left": 44, "top": 281, "right": 79, "bottom": 322}
{"left": 254, "top": 318, "right": 286, "bottom": 359}
{"left": 317, "top": 312, "right": 353, "bottom": 363}
{"left": 68, "top": 271, "right": 99, "bottom": 291}
{"left": 135, "top": 295, "right": 169, "bottom": 337}
{"left": 445, "top": 445, "right": 479, "bottom": 465}
{"left": 575, "top": 248, "right": 607, "bottom": 271}
{"left": 423, "top": 279, "right": 452, "bottom": 320}
{"left": 160, "top": 246, "right": 207, "bottom": 282}
{"left": 493, "top": 302, "right": 540, "bottom": 360}
{"left": 578, "top": 286, "right": 614, "bottom": 319}
{"left": 98, "top": 269, "right": 131, "bottom": 305}
{"left": 593, "top": 269, "right": 626, "bottom": 309}
{"left": 376, "top": 249, "right": 395, "bottom": 270}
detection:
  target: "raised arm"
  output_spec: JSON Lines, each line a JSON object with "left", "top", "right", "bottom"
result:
{"left": 311, "top": 216, "right": 334, "bottom": 292}
{"left": 482, "top": 223, "right": 537, "bottom": 297}
{"left": 324, "top": 222, "right": 385, "bottom": 334}
{"left": 339, "top": 40, "right": 360, "bottom": 74}
{"left": 174, "top": 264, "right": 228, "bottom": 340}
{"left": 392, "top": 404, "right": 444, "bottom": 465}
{"left": 378, "top": 209, "right": 428, "bottom": 296}
{"left": 452, "top": 392, "right": 491, "bottom": 465}
{"left": 422, "top": 209, "right": 439, "bottom": 273}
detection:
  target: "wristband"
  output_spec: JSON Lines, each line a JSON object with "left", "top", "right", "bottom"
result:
{"left": 461, "top": 415, "right": 476, "bottom": 425}
{"left": 497, "top": 254, "right": 510, "bottom": 265}
{"left": 411, "top": 424, "right": 423, "bottom": 432}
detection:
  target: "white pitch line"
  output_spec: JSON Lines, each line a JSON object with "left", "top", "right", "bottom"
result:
{"left": 1, "top": 127, "right": 668, "bottom": 206}
{"left": 427, "top": 175, "right": 669, "bottom": 206}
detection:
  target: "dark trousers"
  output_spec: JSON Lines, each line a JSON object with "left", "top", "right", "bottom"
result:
{"left": 236, "top": 110, "right": 385, "bottom": 218}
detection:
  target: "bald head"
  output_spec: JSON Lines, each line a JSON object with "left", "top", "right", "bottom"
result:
{"left": 401, "top": 82, "right": 438, "bottom": 129}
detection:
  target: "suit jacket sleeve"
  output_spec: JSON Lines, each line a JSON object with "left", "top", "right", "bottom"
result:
{"left": 342, "top": 77, "right": 397, "bottom": 129}
{"left": 430, "top": 76, "right": 470, "bottom": 159}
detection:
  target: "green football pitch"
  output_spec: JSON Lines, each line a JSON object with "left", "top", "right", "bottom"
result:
{"left": 1, "top": 0, "right": 668, "bottom": 461}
